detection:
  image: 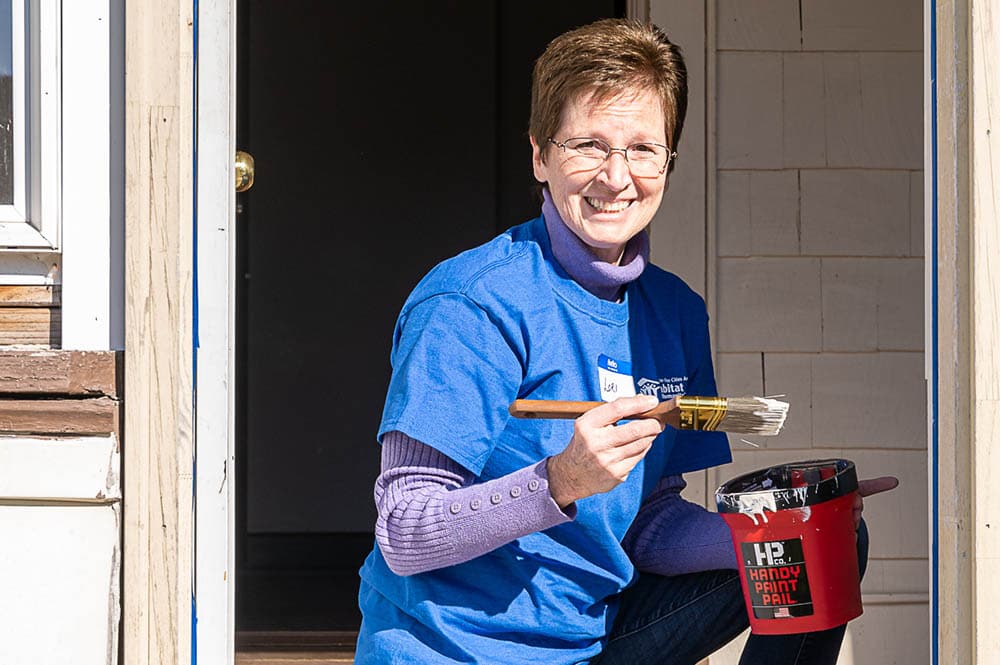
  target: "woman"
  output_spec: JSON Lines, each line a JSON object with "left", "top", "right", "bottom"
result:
{"left": 356, "top": 18, "right": 894, "bottom": 664}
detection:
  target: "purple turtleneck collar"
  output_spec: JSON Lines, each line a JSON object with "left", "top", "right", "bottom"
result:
{"left": 541, "top": 188, "right": 649, "bottom": 302}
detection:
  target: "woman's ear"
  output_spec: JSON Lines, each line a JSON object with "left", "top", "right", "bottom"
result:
{"left": 530, "top": 136, "right": 548, "bottom": 184}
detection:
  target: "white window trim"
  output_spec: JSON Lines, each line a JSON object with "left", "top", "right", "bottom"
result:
{"left": 59, "top": 0, "right": 119, "bottom": 349}
{"left": 0, "top": 0, "right": 61, "bottom": 248}
{"left": 0, "top": 0, "right": 122, "bottom": 352}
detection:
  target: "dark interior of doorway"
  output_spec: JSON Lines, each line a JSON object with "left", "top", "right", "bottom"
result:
{"left": 236, "top": 0, "right": 626, "bottom": 634}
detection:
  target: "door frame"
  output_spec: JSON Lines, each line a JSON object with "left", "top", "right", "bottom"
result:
{"left": 183, "top": 2, "right": 1000, "bottom": 664}
{"left": 194, "top": 0, "right": 238, "bottom": 664}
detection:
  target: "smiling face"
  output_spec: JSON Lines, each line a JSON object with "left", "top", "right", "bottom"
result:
{"left": 531, "top": 87, "right": 669, "bottom": 264}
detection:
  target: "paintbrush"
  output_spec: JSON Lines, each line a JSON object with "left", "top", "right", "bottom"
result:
{"left": 508, "top": 395, "right": 789, "bottom": 436}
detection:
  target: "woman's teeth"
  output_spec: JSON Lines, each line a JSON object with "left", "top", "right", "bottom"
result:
{"left": 586, "top": 198, "right": 631, "bottom": 213}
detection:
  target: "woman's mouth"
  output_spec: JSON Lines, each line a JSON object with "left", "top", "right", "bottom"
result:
{"left": 585, "top": 197, "right": 632, "bottom": 213}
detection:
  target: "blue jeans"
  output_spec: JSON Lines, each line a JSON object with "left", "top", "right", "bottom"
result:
{"left": 593, "top": 521, "right": 869, "bottom": 665}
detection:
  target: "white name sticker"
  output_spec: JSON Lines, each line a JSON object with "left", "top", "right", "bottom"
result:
{"left": 598, "top": 354, "right": 636, "bottom": 402}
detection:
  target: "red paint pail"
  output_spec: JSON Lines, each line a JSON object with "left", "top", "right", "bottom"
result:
{"left": 715, "top": 459, "right": 862, "bottom": 635}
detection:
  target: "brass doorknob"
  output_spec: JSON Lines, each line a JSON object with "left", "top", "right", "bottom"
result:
{"left": 235, "top": 150, "right": 255, "bottom": 192}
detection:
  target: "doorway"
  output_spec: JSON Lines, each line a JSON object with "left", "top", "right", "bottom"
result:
{"left": 235, "top": 0, "right": 625, "bottom": 635}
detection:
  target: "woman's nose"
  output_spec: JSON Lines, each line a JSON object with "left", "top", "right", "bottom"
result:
{"left": 599, "top": 151, "right": 632, "bottom": 190}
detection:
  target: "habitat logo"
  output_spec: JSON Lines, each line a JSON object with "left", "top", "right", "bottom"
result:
{"left": 635, "top": 376, "right": 688, "bottom": 399}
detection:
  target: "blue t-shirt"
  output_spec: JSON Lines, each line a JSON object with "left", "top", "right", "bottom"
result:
{"left": 357, "top": 217, "right": 731, "bottom": 664}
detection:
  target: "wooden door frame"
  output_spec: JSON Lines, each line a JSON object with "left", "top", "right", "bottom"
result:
{"left": 194, "top": 0, "right": 239, "bottom": 663}
{"left": 124, "top": 2, "right": 1000, "bottom": 663}
{"left": 123, "top": 0, "right": 238, "bottom": 663}
{"left": 123, "top": 0, "right": 195, "bottom": 661}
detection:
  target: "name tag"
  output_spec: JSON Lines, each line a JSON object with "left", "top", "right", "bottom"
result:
{"left": 598, "top": 354, "right": 636, "bottom": 402}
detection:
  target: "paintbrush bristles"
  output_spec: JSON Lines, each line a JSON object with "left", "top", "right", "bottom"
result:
{"left": 719, "top": 396, "right": 789, "bottom": 436}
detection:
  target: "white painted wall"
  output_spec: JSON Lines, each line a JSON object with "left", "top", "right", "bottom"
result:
{"left": 0, "top": 435, "right": 121, "bottom": 665}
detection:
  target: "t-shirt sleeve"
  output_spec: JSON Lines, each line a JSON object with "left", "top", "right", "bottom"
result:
{"left": 378, "top": 292, "right": 523, "bottom": 476}
{"left": 661, "top": 309, "right": 732, "bottom": 475}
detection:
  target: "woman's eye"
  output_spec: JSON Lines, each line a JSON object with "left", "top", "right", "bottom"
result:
{"left": 632, "top": 144, "right": 656, "bottom": 154}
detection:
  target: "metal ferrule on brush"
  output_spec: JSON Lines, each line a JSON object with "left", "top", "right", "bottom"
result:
{"left": 676, "top": 396, "right": 728, "bottom": 431}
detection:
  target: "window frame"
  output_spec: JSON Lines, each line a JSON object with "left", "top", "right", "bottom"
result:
{"left": 0, "top": 0, "right": 60, "bottom": 248}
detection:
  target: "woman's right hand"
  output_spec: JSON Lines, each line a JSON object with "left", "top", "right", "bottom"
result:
{"left": 546, "top": 394, "right": 666, "bottom": 509}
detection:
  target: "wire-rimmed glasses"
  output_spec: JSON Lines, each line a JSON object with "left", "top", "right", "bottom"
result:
{"left": 547, "top": 137, "right": 677, "bottom": 176}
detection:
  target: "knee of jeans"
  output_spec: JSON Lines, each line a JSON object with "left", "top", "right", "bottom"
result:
{"left": 856, "top": 518, "right": 870, "bottom": 580}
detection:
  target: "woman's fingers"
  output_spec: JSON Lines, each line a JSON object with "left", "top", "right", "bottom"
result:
{"left": 548, "top": 396, "right": 666, "bottom": 506}
{"left": 858, "top": 476, "right": 899, "bottom": 497}
{"left": 852, "top": 476, "right": 898, "bottom": 529}
{"left": 577, "top": 394, "right": 660, "bottom": 428}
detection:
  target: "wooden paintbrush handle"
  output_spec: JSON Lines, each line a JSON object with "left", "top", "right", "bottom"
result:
{"left": 509, "top": 400, "right": 606, "bottom": 419}
{"left": 509, "top": 399, "right": 681, "bottom": 429}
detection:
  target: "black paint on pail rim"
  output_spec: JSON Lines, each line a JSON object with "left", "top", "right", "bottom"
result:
{"left": 715, "top": 459, "right": 858, "bottom": 513}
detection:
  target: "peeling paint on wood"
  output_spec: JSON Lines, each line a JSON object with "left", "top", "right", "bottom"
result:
{"left": 0, "top": 350, "right": 121, "bottom": 396}
{"left": 0, "top": 397, "right": 119, "bottom": 435}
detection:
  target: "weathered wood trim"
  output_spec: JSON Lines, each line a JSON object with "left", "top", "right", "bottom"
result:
{"left": 0, "top": 350, "right": 119, "bottom": 396}
{"left": 0, "top": 285, "right": 61, "bottom": 306}
{"left": 124, "top": 0, "right": 194, "bottom": 663}
{"left": 970, "top": 1, "right": 1000, "bottom": 661}
{"left": 933, "top": 0, "right": 973, "bottom": 662}
{"left": 0, "top": 397, "right": 119, "bottom": 434}
{"left": 0, "top": 286, "right": 62, "bottom": 346}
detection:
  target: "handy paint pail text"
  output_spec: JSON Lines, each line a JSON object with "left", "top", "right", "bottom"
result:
{"left": 715, "top": 459, "right": 862, "bottom": 635}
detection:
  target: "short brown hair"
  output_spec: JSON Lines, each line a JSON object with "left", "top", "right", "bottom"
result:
{"left": 530, "top": 19, "right": 688, "bottom": 168}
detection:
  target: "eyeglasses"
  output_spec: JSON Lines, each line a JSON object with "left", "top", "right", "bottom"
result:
{"left": 547, "top": 137, "right": 677, "bottom": 177}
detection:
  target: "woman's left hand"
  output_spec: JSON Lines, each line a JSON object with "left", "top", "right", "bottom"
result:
{"left": 853, "top": 476, "right": 899, "bottom": 529}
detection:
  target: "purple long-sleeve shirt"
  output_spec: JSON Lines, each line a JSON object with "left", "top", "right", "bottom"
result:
{"left": 374, "top": 192, "right": 737, "bottom": 576}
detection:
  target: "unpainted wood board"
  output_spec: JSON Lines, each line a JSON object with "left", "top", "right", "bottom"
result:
{"left": 0, "top": 285, "right": 61, "bottom": 306}
{"left": 0, "top": 307, "right": 60, "bottom": 346}
{"left": 124, "top": 1, "right": 195, "bottom": 660}
{"left": 0, "top": 350, "right": 120, "bottom": 396}
{"left": 0, "top": 396, "right": 119, "bottom": 434}
{"left": 934, "top": 1, "right": 975, "bottom": 663}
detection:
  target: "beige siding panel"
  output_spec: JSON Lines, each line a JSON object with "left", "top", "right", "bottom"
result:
{"left": 649, "top": 0, "right": 707, "bottom": 295}
{"left": 717, "top": 258, "right": 822, "bottom": 352}
{"left": 844, "top": 602, "right": 930, "bottom": 665}
{"left": 821, "top": 259, "right": 880, "bottom": 351}
{"left": 874, "top": 259, "right": 924, "bottom": 351}
{"left": 801, "top": 0, "right": 922, "bottom": 51}
{"left": 810, "top": 353, "right": 925, "bottom": 449}
{"left": 717, "top": 53, "right": 783, "bottom": 169}
{"left": 823, "top": 53, "right": 922, "bottom": 169}
{"left": 909, "top": 170, "right": 924, "bottom": 257}
{"left": 717, "top": 171, "right": 751, "bottom": 256}
{"left": 715, "top": 352, "right": 763, "bottom": 397}
{"left": 821, "top": 258, "right": 924, "bottom": 353}
{"left": 716, "top": 0, "right": 800, "bottom": 51}
{"left": 761, "top": 353, "right": 813, "bottom": 449}
{"left": 717, "top": 170, "right": 800, "bottom": 257}
{"left": 782, "top": 53, "right": 827, "bottom": 167}
{"left": 748, "top": 171, "right": 799, "bottom": 255}
{"left": 800, "top": 170, "right": 910, "bottom": 256}
{"left": 862, "top": 559, "right": 929, "bottom": 596}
